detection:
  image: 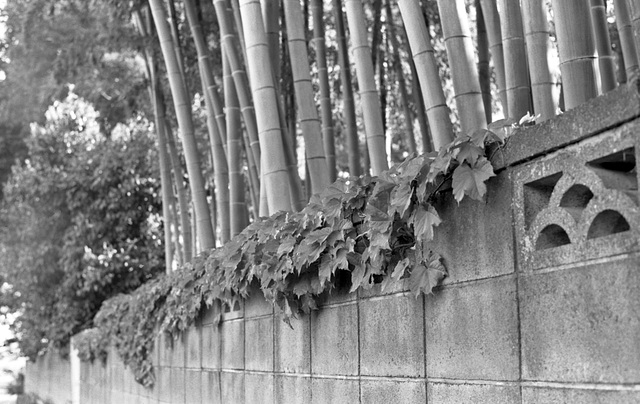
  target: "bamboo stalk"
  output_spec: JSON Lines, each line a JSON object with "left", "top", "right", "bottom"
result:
{"left": 149, "top": 0, "right": 216, "bottom": 252}
{"left": 283, "top": 0, "right": 331, "bottom": 195}
{"left": 223, "top": 53, "right": 248, "bottom": 237}
{"left": 590, "top": 0, "right": 617, "bottom": 92}
{"left": 479, "top": 0, "right": 508, "bottom": 115}
{"left": 497, "top": 0, "right": 531, "bottom": 120}
{"left": 261, "top": 0, "right": 281, "bottom": 82}
{"left": 239, "top": 0, "right": 293, "bottom": 214}
{"left": 213, "top": 0, "right": 262, "bottom": 176}
{"left": 398, "top": 0, "right": 454, "bottom": 150}
{"left": 311, "top": 0, "right": 337, "bottom": 182}
{"left": 627, "top": 0, "right": 640, "bottom": 59}
{"left": 344, "top": 0, "right": 388, "bottom": 175}
{"left": 614, "top": 0, "right": 639, "bottom": 77}
{"left": 476, "top": 1, "right": 492, "bottom": 123}
{"left": 551, "top": 0, "right": 598, "bottom": 110}
{"left": 522, "top": 0, "right": 556, "bottom": 121}
{"left": 333, "top": 0, "right": 361, "bottom": 176}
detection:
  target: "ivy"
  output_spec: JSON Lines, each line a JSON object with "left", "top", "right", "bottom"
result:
{"left": 75, "top": 128, "right": 509, "bottom": 387}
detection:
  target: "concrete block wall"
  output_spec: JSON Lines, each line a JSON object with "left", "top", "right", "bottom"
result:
{"left": 24, "top": 349, "right": 72, "bottom": 404}
{"left": 25, "top": 87, "right": 640, "bottom": 403}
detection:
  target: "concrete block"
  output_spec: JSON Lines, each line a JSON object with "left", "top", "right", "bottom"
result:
{"left": 360, "top": 379, "right": 426, "bottom": 404}
{"left": 245, "top": 283, "right": 274, "bottom": 318}
{"left": 522, "top": 387, "right": 640, "bottom": 403}
{"left": 124, "top": 368, "right": 135, "bottom": 393}
{"left": 170, "top": 332, "right": 186, "bottom": 368}
{"left": 245, "top": 373, "right": 274, "bottom": 404}
{"left": 111, "top": 388, "right": 125, "bottom": 404}
{"left": 425, "top": 276, "right": 519, "bottom": 380}
{"left": 170, "top": 367, "right": 185, "bottom": 404}
{"left": 186, "top": 326, "right": 202, "bottom": 369}
{"left": 200, "top": 301, "right": 222, "bottom": 326}
{"left": 220, "top": 371, "right": 244, "bottom": 404}
{"left": 311, "top": 304, "right": 359, "bottom": 376}
{"left": 201, "top": 371, "right": 221, "bottom": 404}
{"left": 428, "top": 382, "right": 520, "bottom": 403}
{"left": 245, "top": 316, "right": 274, "bottom": 371}
{"left": 520, "top": 257, "right": 640, "bottom": 383}
{"left": 432, "top": 171, "right": 515, "bottom": 284}
{"left": 275, "top": 313, "right": 311, "bottom": 373}
{"left": 201, "top": 324, "right": 221, "bottom": 370}
{"left": 157, "top": 333, "right": 172, "bottom": 368}
{"left": 221, "top": 319, "right": 245, "bottom": 370}
{"left": 185, "top": 369, "right": 202, "bottom": 404}
{"left": 359, "top": 294, "right": 424, "bottom": 377}
{"left": 275, "top": 375, "right": 311, "bottom": 404}
{"left": 311, "top": 377, "right": 359, "bottom": 404}
{"left": 316, "top": 281, "right": 358, "bottom": 308}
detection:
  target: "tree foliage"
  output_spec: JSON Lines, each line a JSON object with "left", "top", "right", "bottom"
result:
{"left": 0, "top": 94, "right": 164, "bottom": 358}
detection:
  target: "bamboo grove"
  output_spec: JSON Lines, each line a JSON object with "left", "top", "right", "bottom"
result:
{"left": 132, "top": 0, "right": 640, "bottom": 272}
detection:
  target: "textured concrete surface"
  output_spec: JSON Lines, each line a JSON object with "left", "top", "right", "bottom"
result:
{"left": 310, "top": 378, "right": 360, "bottom": 404}
{"left": 360, "top": 379, "right": 426, "bottom": 404}
{"left": 425, "top": 276, "right": 520, "bottom": 380}
{"left": 274, "top": 375, "right": 311, "bottom": 404}
{"left": 521, "top": 387, "right": 640, "bottom": 404}
{"left": 311, "top": 303, "right": 359, "bottom": 376}
{"left": 244, "top": 373, "right": 274, "bottom": 404}
{"left": 428, "top": 382, "right": 520, "bottom": 404}
{"left": 220, "top": 319, "right": 244, "bottom": 370}
{"left": 520, "top": 258, "right": 640, "bottom": 383}
{"left": 359, "top": 294, "right": 424, "bottom": 377}
{"left": 244, "top": 316, "right": 273, "bottom": 371}
{"left": 274, "top": 313, "right": 310, "bottom": 373}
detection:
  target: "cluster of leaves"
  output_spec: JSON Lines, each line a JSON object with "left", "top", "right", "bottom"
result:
{"left": 0, "top": 95, "right": 164, "bottom": 359}
{"left": 77, "top": 128, "right": 507, "bottom": 387}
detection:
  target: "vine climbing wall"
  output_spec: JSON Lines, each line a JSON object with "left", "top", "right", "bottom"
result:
{"left": 26, "top": 86, "right": 640, "bottom": 404}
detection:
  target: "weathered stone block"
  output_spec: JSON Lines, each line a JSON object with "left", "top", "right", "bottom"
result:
{"left": 184, "top": 369, "right": 202, "bottom": 404}
{"left": 156, "top": 366, "right": 171, "bottom": 404}
{"left": 170, "top": 367, "right": 185, "bottom": 404}
{"left": 245, "top": 316, "right": 274, "bottom": 371}
{"left": 310, "top": 378, "right": 359, "bottom": 404}
{"left": 201, "top": 324, "right": 220, "bottom": 370}
{"left": 201, "top": 370, "right": 221, "bottom": 404}
{"left": 275, "top": 375, "right": 311, "bottom": 404}
{"left": 185, "top": 326, "right": 201, "bottom": 369}
{"left": 245, "top": 373, "right": 274, "bottom": 404}
{"left": 157, "top": 333, "right": 171, "bottom": 368}
{"left": 170, "top": 332, "right": 186, "bottom": 368}
{"left": 220, "top": 319, "right": 244, "bottom": 370}
{"left": 428, "top": 382, "right": 520, "bottom": 404}
{"left": 520, "top": 257, "right": 640, "bottom": 383}
{"left": 311, "top": 303, "right": 358, "bottom": 376}
{"left": 432, "top": 171, "right": 515, "bottom": 284}
{"left": 522, "top": 387, "right": 640, "bottom": 403}
{"left": 425, "top": 276, "right": 519, "bottom": 380}
{"left": 360, "top": 379, "right": 426, "bottom": 404}
{"left": 220, "top": 372, "right": 244, "bottom": 404}
{"left": 275, "top": 313, "right": 310, "bottom": 373}
{"left": 359, "top": 294, "right": 424, "bottom": 377}
{"left": 245, "top": 283, "right": 274, "bottom": 318}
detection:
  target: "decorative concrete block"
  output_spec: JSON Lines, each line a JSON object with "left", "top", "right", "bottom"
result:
{"left": 359, "top": 294, "right": 424, "bottom": 377}
{"left": 311, "top": 303, "right": 359, "bottom": 376}
{"left": 201, "top": 370, "right": 221, "bottom": 404}
{"left": 200, "top": 301, "right": 222, "bottom": 326}
{"left": 425, "top": 276, "right": 519, "bottom": 380}
{"left": 245, "top": 316, "right": 274, "bottom": 371}
{"left": 360, "top": 379, "right": 426, "bottom": 404}
{"left": 520, "top": 257, "right": 640, "bottom": 383}
{"left": 432, "top": 171, "right": 515, "bottom": 283}
{"left": 428, "top": 382, "right": 520, "bottom": 404}
{"left": 512, "top": 124, "right": 640, "bottom": 271}
{"left": 170, "top": 367, "right": 185, "bottom": 404}
{"left": 184, "top": 369, "right": 202, "bottom": 404}
{"left": 221, "top": 319, "right": 244, "bottom": 370}
{"left": 201, "top": 324, "right": 221, "bottom": 370}
{"left": 522, "top": 387, "right": 640, "bottom": 403}
{"left": 245, "top": 373, "right": 274, "bottom": 404}
{"left": 186, "top": 326, "right": 202, "bottom": 369}
{"left": 220, "top": 371, "right": 244, "bottom": 404}
{"left": 275, "top": 313, "right": 310, "bottom": 373}
{"left": 156, "top": 366, "right": 171, "bottom": 404}
{"left": 275, "top": 375, "right": 311, "bottom": 404}
{"left": 311, "top": 378, "right": 359, "bottom": 404}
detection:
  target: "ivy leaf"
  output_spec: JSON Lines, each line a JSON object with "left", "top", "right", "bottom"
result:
{"left": 427, "top": 153, "right": 452, "bottom": 183}
{"left": 389, "top": 181, "right": 413, "bottom": 218}
{"left": 408, "top": 252, "right": 447, "bottom": 297}
{"left": 409, "top": 204, "right": 442, "bottom": 242}
{"left": 451, "top": 157, "right": 495, "bottom": 203}
{"left": 454, "top": 142, "right": 484, "bottom": 165}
